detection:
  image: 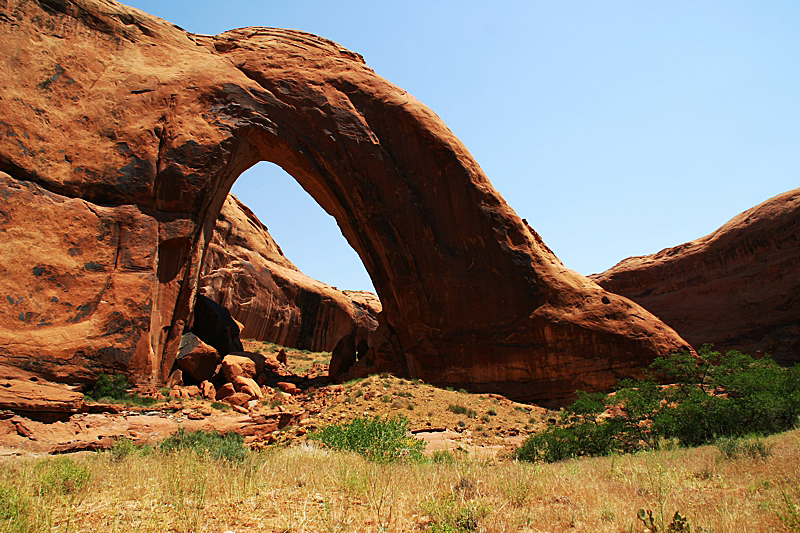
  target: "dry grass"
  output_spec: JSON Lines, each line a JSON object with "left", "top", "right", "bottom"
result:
{"left": 1, "top": 428, "right": 799, "bottom": 532}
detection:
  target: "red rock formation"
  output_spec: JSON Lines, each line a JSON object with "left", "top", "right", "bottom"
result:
{"left": 0, "top": 379, "right": 84, "bottom": 415}
{"left": 0, "top": 0, "right": 690, "bottom": 403}
{"left": 592, "top": 189, "right": 800, "bottom": 364}
{"left": 199, "top": 194, "right": 381, "bottom": 352}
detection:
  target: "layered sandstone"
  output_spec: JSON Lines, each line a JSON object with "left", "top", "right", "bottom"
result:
{"left": 0, "top": 0, "right": 690, "bottom": 403}
{"left": 199, "top": 194, "right": 381, "bottom": 352}
{"left": 592, "top": 189, "right": 800, "bottom": 364}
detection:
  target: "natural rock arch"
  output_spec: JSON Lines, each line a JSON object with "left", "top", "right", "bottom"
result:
{"left": 0, "top": 0, "right": 689, "bottom": 403}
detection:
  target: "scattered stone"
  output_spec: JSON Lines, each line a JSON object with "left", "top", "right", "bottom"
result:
{"left": 233, "top": 376, "right": 262, "bottom": 399}
{"left": 223, "top": 392, "right": 251, "bottom": 408}
{"left": 216, "top": 383, "right": 236, "bottom": 401}
{"left": 277, "top": 382, "right": 301, "bottom": 395}
{"left": 200, "top": 380, "right": 216, "bottom": 401}
{"left": 165, "top": 369, "right": 184, "bottom": 388}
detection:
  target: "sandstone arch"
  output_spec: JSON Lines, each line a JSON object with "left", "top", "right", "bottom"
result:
{"left": 0, "top": 0, "right": 689, "bottom": 403}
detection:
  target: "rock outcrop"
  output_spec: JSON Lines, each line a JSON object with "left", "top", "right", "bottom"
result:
{"left": 0, "top": 0, "right": 690, "bottom": 404}
{"left": 199, "top": 194, "right": 381, "bottom": 352}
{"left": 592, "top": 188, "right": 800, "bottom": 364}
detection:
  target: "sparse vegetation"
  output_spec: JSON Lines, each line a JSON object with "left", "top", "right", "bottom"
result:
{"left": 83, "top": 373, "right": 159, "bottom": 407}
{"left": 158, "top": 428, "right": 248, "bottom": 462}
{"left": 309, "top": 415, "right": 425, "bottom": 463}
{"left": 515, "top": 346, "right": 800, "bottom": 463}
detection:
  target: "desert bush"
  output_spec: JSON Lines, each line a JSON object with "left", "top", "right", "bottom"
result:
{"left": 35, "top": 457, "right": 90, "bottom": 495}
{"left": 309, "top": 415, "right": 425, "bottom": 463}
{"left": 422, "top": 493, "right": 490, "bottom": 533}
{"left": 715, "top": 436, "right": 771, "bottom": 460}
{"left": 515, "top": 345, "right": 800, "bottom": 462}
{"left": 111, "top": 437, "right": 154, "bottom": 461}
{"left": 84, "top": 373, "right": 159, "bottom": 407}
{"left": 158, "top": 428, "right": 248, "bottom": 462}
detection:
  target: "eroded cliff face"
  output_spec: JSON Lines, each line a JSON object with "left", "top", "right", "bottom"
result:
{"left": 0, "top": 0, "right": 690, "bottom": 402}
{"left": 592, "top": 189, "right": 800, "bottom": 364}
{"left": 199, "top": 194, "right": 380, "bottom": 352}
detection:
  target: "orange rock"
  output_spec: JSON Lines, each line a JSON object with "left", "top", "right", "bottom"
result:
{"left": 199, "top": 380, "right": 216, "bottom": 401}
{"left": 0, "top": 379, "right": 84, "bottom": 414}
{"left": 221, "top": 355, "right": 257, "bottom": 381}
{"left": 0, "top": 0, "right": 690, "bottom": 404}
{"left": 184, "top": 385, "right": 201, "bottom": 398}
{"left": 216, "top": 383, "right": 236, "bottom": 401}
{"left": 592, "top": 188, "right": 800, "bottom": 365}
{"left": 200, "top": 195, "right": 381, "bottom": 352}
{"left": 233, "top": 376, "right": 262, "bottom": 399}
{"left": 277, "top": 382, "right": 301, "bottom": 395}
{"left": 223, "top": 392, "right": 252, "bottom": 408}
{"left": 175, "top": 334, "right": 220, "bottom": 383}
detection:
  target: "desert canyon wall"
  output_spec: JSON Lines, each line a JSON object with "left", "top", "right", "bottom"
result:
{"left": 0, "top": 0, "right": 690, "bottom": 403}
{"left": 593, "top": 188, "right": 800, "bottom": 365}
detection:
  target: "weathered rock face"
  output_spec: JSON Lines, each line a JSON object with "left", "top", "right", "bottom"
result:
{"left": 592, "top": 189, "right": 800, "bottom": 365}
{"left": 0, "top": 0, "right": 690, "bottom": 403}
{"left": 199, "top": 194, "right": 381, "bottom": 352}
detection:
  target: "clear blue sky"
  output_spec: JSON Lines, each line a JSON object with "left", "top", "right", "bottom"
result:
{"left": 125, "top": 1, "right": 799, "bottom": 293}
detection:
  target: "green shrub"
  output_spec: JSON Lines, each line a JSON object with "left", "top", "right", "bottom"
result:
{"left": 422, "top": 493, "right": 490, "bottom": 533}
{"left": 515, "top": 345, "right": 800, "bottom": 463}
{"left": 158, "top": 428, "right": 248, "bottom": 462}
{"left": 448, "top": 405, "right": 467, "bottom": 415}
{"left": 309, "top": 415, "right": 425, "bottom": 463}
{"left": 87, "top": 373, "right": 129, "bottom": 399}
{"left": 110, "top": 437, "right": 154, "bottom": 461}
{"left": 35, "top": 457, "right": 90, "bottom": 495}
{"left": 85, "top": 373, "right": 159, "bottom": 406}
{"left": 0, "top": 483, "right": 45, "bottom": 533}
{"left": 715, "top": 436, "right": 771, "bottom": 460}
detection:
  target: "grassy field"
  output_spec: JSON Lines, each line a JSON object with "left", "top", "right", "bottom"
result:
{"left": 1, "top": 428, "right": 798, "bottom": 532}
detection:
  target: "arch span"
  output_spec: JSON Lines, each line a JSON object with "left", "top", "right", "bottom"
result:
{"left": 0, "top": 1, "right": 689, "bottom": 403}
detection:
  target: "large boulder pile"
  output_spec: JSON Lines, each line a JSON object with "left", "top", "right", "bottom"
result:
{"left": 592, "top": 188, "right": 800, "bottom": 364}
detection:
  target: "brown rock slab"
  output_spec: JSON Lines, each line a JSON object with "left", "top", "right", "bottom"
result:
{"left": 0, "top": 1, "right": 690, "bottom": 404}
{"left": 592, "top": 188, "right": 800, "bottom": 364}
{"left": 223, "top": 392, "right": 252, "bottom": 408}
{"left": 276, "top": 382, "right": 301, "bottom": 396}
{"left": 0, "top": 379, "right": 83, "bottom": 414}
{"left": 216, "top": 383, "right": 236, "bottom": 401}
{"left": 233, "top": 376, "right": 262, "bottom": 399}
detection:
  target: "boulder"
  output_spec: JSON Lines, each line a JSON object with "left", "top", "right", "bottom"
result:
{"left": 215, "top": 383, "right": 236, "bottom": 401}
{"left": 592, "top": 188, "right": 800, "bottom": 364}
{"left": 233, "top": 375, "right": 262, "bottom": 399}
{"left": 276, "top": 382, "right": 301, "bottom": 396}
{"left": 0, "top": 379, "right": 84, "bottom": 414}
{"left": 223, "top": 392, "right": 252, "bottom": 408}
{"left": 0, "top": 0, "right": 689, "bottom": 404}
{"left": 200, "top": 194, "right": 382, "bottom": 352}
{"left": 221, "top": 355, "right": 258, "bottom": 381}
{"left": 200, "top": 380, "right": 216, "bottom": 401}
{"left": 175, "top": 333, "right": 221, "bottom": 383}
{"left": 165, "top": 370, "right": 184, "bottom": 388}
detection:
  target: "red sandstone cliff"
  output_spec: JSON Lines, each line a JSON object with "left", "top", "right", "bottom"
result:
{"left": 0, "top": 0, "right": 690, "bottom": 403}
{"left": 199, "top": 194, "right": 380, "bottom": 352}
{"left": 592, "top": 188, "right": 800, "bottom": 364}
